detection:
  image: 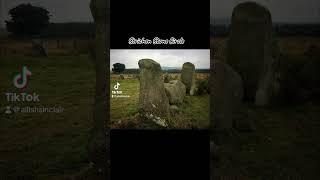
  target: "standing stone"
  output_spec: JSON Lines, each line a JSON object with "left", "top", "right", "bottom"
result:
{"left": 87, "top": 0, "right": 109, "bottom": 178}
{"left": 163, "top": 72, "right": 170, "bottom": 83}
{"left": 227, "top": 2, "right": 278, "bottom": 105}
{"left": 181, "top": 62, "right": 197, "bottom": 95}
{"left": 138, "top": 59, "right": 170, "bottom": 123}
{"left": 31, "top": 39, "right": 47, "bottom": 57}
{"left": 164, "top": 80, "right": 186, "bottom": 105}
{"left": 212, "top": 61, "right": 243, "bottom": 131}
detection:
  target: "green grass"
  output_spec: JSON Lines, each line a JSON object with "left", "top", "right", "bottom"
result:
{"left": 110, "top": 78, "right": 139, "bottom": 121}
{"left": 213, "top": 101, "right": 320, "bottom": 179}
{"left": 110, "top": 77, "right": 210, "bottom": 129}
{"left": 181, "top": 95, "right": 210, "bottom": 128}
{"left": 0, "top": 55, "right": 97, "bottom": 179}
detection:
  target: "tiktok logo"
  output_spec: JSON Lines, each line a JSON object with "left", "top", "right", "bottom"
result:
{"left": 112, "top": 82, "right": 129, "bottom": 98}
{"left": 114, "top": 82, "right": 120, "bottom": 90}
{"left": 13, "top": 66, "right": 32, "bottom": 89}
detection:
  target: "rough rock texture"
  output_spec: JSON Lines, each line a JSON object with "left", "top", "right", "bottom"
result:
{"left": 163, "top": 73, "right": 170, "bottom": 83}
{"left": 87, "top": 0, "right": 109, "bottom": 178}
{"left": 227, "top": 2, "right": 279, "bottom": 105}
{"left": 181, "top": 62, "right": 197, "bottom": 95}
{"left": 212, "top": 61, "right": 243, "bottom": 131}
{"left": 164, "top": 80, "right": 186, "bottom": 105}
{"left": 138, "top": 59, "right": 170, "bottom": 121}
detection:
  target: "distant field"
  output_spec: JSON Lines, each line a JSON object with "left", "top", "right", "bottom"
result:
{"left": 0, "top": 38, "right": 90, "bottom": 57}
{"left": 110, "top": 74, "right": 210, "bottom": 129}
{"left": 211, "top": 36, "right": 320, "bottom": 61}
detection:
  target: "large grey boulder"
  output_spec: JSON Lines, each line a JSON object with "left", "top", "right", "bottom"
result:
{"left": 227, "top": 2, "right": 279, "bottom": 105}
{"left": 138, "top": 59, "right": 170, "bottom": 124}
{"left": 164, "top": 80, "right": 186, "bottom": 105}
{"left": 181, "top": 62, "right": 197, "bottom": 95}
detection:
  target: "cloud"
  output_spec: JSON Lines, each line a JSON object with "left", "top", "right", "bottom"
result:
{"left": 110, "top": 49, "right": 210, "bottom": 69}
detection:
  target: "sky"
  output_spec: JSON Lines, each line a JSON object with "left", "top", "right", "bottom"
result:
{"left": 211, "top": 0, "right": 320, "bottom": 23}
{"left": 110, "top": 50, "right": 210, "bottom": 69}
{"left": 0, "top": 0, "right": 93, "bottom": 28}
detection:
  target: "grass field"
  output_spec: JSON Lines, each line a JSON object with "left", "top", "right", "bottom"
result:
{"left": 110, "top": 76, "right": 210, "bottom": 129}
{"left": 213, "top": 102, "right": 320, "bottom": 179}
{"left": 0, "top": 55, "right": 98, "bottom": 179}
{"left": 211, "top": 36, "right": 320, "bottom": 61}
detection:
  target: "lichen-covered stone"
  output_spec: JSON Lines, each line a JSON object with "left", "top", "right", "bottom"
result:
{"left": 138, "top": 59, "right": 170, "bottom": 121}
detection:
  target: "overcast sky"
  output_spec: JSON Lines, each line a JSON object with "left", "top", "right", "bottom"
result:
{"left": 211, "top": 0, "right": 320, "bottom": 23}
{"left": 111, "top": 50, "right": 210, "bottom": 69}
{"left": 0, "top": 0, "right": 93, "bottom": 28}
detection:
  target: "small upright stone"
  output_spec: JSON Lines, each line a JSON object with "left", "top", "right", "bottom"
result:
{"left": 181, "top": 62, "right": 197, "bottom": 95}
{"left": 31, "top": 39, "right": 47, "bottom": 57}
{"left": 163, "top": 72, "right": 170, "bottom": 83}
